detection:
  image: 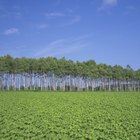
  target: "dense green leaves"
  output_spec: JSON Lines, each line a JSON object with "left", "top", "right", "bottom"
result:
{"left": 0, "top": 92, "right": 140, "bottom": 140}
{"left": 0, "top": 55, "right": 139, "bottom": 80}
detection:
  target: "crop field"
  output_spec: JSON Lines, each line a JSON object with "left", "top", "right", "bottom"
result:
{"left": 0, "top": 92, "right": 140, "bottom": 140}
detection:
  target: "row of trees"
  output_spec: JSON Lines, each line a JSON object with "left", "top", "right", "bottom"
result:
{"left": 0, "top": 55, "right": 140, "bottom": 91}
{"left": 0, "top": 73, "right": 140, "bottom": 92}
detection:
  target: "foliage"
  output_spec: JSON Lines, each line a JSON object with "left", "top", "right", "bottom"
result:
{"left": 0, "top": 55, "right": 140, "bottom": 80}
{"left": 0, "top": 91, "right": 139, "bottom": 140}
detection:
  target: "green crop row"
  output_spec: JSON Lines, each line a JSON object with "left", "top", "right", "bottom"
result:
{"left": 0, "top": 92, "right": 140, "bottom": 140}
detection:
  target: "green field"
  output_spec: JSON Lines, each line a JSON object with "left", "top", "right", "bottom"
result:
{"left": 0, "top": 92, "right": 140, "bottom": 140}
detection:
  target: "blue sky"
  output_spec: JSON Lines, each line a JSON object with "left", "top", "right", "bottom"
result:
{"left": 0, "top": 0, "right": 140, "bottom": 70}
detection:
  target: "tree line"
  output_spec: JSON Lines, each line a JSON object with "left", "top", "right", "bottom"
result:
{"left": 0, "top": 55, "right": 140, "bottom": 91}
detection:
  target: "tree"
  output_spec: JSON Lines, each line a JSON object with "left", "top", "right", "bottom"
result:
{"left": 0, "top": 55, "right": 139, "bottom": 92}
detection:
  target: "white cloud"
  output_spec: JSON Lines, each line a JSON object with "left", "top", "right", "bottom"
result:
{"left": 33, "top": 36, "right": 89, "bottom": 58}
{"left": 103, "top": 0, "right": 117, "bottom": 6}
{"left": 45, "top": 12, "right": 65, "bottom": 17}
{"left": 98, "top": 0, "right": 118, "bottom": 11}
{"left": 125, "top": 6, "right": 135, "bottom": 10}
{"left": 69, "top": 15, "right": 81, "bottom": 25}
{"left": 4, "top": 28, "right": 19, "bottom": 35}
{"left": 44, "top": 10, "right": 81, "bottom": 26}
{"left": 62, "top": 15, "right": 81, "bottom": 26}
{"left": 67, "top": 8, "right": 73, "bottom": 13}
{"left": 36, "top": 23, "right": 48, "bottom": 29}
{"left": 48, "top": 39, "right": 65, "bottom": 46}
{"left": 0, "top": 6, "right": 21, "bottom": 19}
{"left": 123, "top": 6, "right": 135, "bottom": 16}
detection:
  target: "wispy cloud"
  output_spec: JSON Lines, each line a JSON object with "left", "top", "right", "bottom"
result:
{"left": 48, "top": 39, "right": 65, "bottom": 46}
{"left": 44, "top": 9, "right": 81, "bottom": 26}
{"left": 125, "top": 6, "right": 135, "bottom": 10}
{"left": 98, "top": 0, "right": 118, "bottom": 11}
{"left": 0, "top": 43, "right": 30, "bottom": 57}
{"left": 0, "top": 6, "right": 21, "bottom": 19}
{"left": 3, "top": 28, "right": 19, "bottom": 35}
{"left": 36, "top": 23, "right": 48, "bottom": 29}
{"left": 103, "top": 0, "right": 117, "bottom": 6}
{"left": 67, "top": 15, "right": 81, "bottom": 25}
{"left": 61, "top": 15, "right": 81, "bottom": 26}
{"left": 12, "top": 5, "right": 21, "bottom": 10}
{"left": 67, "top": 8, "right": 73, "bottom": 13}
{"left": 123, "top": 6, "right": 135, "bottom": 16}
{"left": 33, "top": 36, "right": 89, "bottom": 58}
{"left": 45, "top": 12, "right": 65, "bottom": 17}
